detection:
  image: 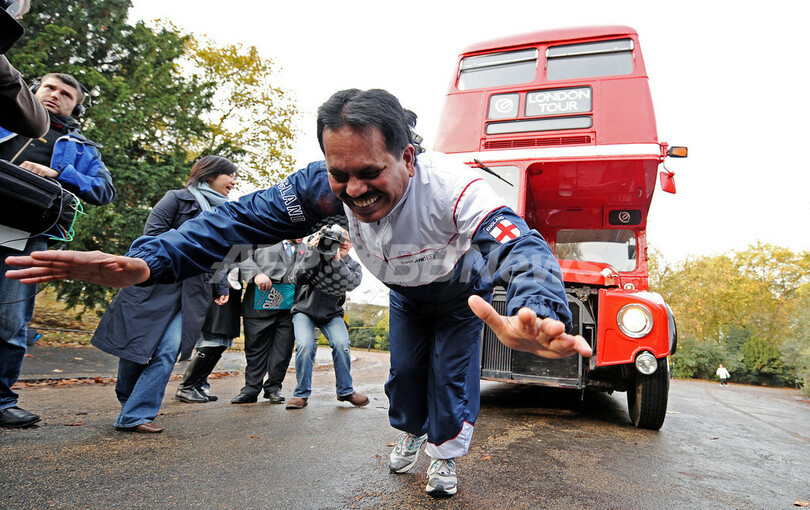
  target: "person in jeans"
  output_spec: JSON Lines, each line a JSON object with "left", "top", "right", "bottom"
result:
{"left": 0, "top": 71, "right": 114, "bottom": 428}
{"left": 286, "top": 226, "right": 366, "bottom": 410}
{"left": 90, "top": 156, "right": 235, "bottom": 433}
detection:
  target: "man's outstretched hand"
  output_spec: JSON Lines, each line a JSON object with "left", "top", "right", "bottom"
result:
{"left": 5, "top": 250, "right": 150, "bottom": 288}
{"left": 468, "top": 295, "right": 592, "bottom": 359}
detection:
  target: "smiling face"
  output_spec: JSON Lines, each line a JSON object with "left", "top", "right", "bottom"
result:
{"left": 323, "top": 125, "right": 414, "bottom": 223}
{"left": 34, "top": 77, "right": 80, "bottom": 117}
{"left": 207, "top": 172, "right": 237, "bottom": 196}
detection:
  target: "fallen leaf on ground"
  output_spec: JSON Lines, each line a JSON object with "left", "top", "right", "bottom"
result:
{"left": 24, "top": 354, "right": 33, "bottom": 358}
{"left": 480, "top": 455, "right": 492, "bottom": 460}
{"left": 11, "top": 377, "right": 115, "bottom": 389}
{"left": 248, "top": 435, "right": 259, "bottom": 439}
{"left": 794, "top": 500, "right": 809, "bottom": 507}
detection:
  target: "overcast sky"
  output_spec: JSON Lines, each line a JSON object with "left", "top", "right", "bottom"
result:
{"left": 130, "top": 0, "right": 809, "bottom": 270}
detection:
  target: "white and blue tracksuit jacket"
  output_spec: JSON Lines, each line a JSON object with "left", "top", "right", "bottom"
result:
{"left": 129, "top": 152, "right": 571, "bottom": 458}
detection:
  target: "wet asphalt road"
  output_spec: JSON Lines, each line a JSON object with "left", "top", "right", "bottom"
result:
{"left": 1, "top": 349, "right": 808, "bottom": 509}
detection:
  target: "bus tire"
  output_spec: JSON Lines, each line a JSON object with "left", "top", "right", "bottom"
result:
{"left": 627, "top": 357, "right": 669, "bottom": 430}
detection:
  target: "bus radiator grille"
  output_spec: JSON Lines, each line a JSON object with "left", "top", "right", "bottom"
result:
{"left": 481, "top": 291, "right": 511, "bottom": 375}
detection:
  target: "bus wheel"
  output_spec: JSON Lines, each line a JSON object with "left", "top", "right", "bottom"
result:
{"left": 627, "top": 357, "right": 670, "bottom": 430}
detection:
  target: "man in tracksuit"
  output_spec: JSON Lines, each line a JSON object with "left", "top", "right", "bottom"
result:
{"left": 0, "top": 72, "right": 114, "bottom": 428}
{"left": 6, "top": 89, "right": 591, "bottom": 498}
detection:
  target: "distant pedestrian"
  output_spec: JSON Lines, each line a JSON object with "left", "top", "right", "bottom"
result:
{"left": 716, "top": 364, "right": 730, "bottom": 387}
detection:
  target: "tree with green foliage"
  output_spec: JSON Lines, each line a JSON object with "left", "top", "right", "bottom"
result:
{"left": 347, "top": 316, "right": 375, "bottom": 350}
{"left": 9, "top": 0, "right": 297, "bottom": 312}
{"left": 187, "top": 37, "right": 298, "bottom": 190}
{"left": 373, "top": 313, "right": 390, "bottom": 351}
{"left": 650, "top": 243, "right": 810, "bottom": 388}
{"left": 781, "top": 286, "right": 810, "bottom": 395}
{"left": 742, "top": 336, "right": 784, "bottom": 378}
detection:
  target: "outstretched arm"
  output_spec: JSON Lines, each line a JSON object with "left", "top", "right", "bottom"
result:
{"left": 4, "top": 250, "right": 150, "bottom": 288}
{"left": 468, "top": 295, "right": 592, "bottom": 359}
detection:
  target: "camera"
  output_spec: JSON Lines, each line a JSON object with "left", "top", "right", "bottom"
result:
{"left": 316, "top": 224, "right": 347, "bottom": 258}
{"left": 0, "top": 159, "right": 78, "bottom": 250}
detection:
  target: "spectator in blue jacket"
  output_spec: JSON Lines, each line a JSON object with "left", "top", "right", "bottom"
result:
{"left": 0, "top": 72, "right": 114, "bottom": 428}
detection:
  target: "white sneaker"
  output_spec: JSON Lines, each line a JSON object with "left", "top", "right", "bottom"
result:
{"left": 388, "top": 432, "right": 427, "bottom": 473}
{"left": 425, "top": 457, "right": 457, "bottom": 497}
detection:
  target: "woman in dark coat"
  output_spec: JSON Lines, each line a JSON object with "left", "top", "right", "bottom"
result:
{"left": 91, "top": 155, "right": 237, "bottom": 433}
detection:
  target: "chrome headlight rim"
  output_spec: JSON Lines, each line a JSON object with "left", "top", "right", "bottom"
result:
{"left": 617, "top": 303, "right": 653, "bottom": 338}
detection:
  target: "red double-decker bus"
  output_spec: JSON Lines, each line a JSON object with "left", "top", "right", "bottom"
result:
{"left": 434, "top": 26, "right": 687, "bottom": 429}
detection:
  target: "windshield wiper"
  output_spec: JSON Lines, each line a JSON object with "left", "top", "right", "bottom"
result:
{"left": 473, "top": 159, "right": 513, "bottom": 187}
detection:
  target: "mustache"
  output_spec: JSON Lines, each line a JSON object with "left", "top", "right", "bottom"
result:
{"left": 340, "top": 192, "right": 378, "bottom": 202}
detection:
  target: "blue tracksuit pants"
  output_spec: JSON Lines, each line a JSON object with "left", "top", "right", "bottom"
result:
{"left": 385, "top": 290, "right": 484, "bottom": 459}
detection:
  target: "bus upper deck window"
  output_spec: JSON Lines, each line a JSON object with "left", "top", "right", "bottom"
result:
{"left": 546, "top": 39, "right": 634, "bottom": 81}
{"left": 458, "top": 49, "right": 538, "bottom": 91}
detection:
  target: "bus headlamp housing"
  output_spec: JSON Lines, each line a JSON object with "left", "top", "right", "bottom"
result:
{"left": 617, "top": 304, "right": 653, "bottom": 338}
{"left": 634, "top": 351, "right": 658, "bottom": 375}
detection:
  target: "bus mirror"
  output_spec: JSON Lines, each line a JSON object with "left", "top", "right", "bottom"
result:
{"left": 660, "top": 171, "right": 676, "bottom": 194}
{"left": 668, "top": 146, "right": 688, "bottom": 158}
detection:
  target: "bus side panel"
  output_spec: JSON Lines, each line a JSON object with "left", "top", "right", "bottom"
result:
{"left": 595, "top": 79, "right": 658, "bottom": 145}
{"left": 434, "top": 93, "right": 486, "bottom": 153}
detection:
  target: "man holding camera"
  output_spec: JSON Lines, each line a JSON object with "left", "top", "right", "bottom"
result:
{"left": 0, "top": 71, "right": 114, "bottom": 428}
{"left": 231, "top": 239, "right": 304, "bottom": 404}
{"left": 286, "top": 225, "right": 367, "bottom": 410}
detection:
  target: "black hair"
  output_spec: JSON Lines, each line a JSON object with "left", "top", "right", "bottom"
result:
{"left": 186, "top": 155, "right": 238, "bottom": 187}
{"left": 316, "top": 89, "right": 423, "bottom": 159}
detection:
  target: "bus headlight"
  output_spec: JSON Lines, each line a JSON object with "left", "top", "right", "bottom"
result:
{"left": 617, "top": 304, "right": 653, "bottom": 338}
{"left": 634, "top": 351, "right": 658, "bottom": 375}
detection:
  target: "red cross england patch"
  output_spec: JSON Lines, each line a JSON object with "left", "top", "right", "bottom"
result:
{"left": 487, "top": 218, "right": 521, "bottom": 243}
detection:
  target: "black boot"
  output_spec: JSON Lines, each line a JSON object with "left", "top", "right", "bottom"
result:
{"left": 175, "top": 351, "right": 211, "bottom": 403}
{"left": 194, "top": 346, "right": 226, "bottom": 402}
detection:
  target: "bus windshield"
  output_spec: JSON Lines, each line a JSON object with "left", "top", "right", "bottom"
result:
{"left": 555, "top": 229, "right": 637, "bottom": 271}
{"left": 458, "top": 49, "right": 538, "bottom": 90}
{"left": 546, "top": 38, "right": 634, "bottom": 80}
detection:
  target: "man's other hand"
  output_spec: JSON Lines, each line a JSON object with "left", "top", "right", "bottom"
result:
{"left": 5, "top": 250, "right": 150, "bottom": 288}
{"left": 468, "top": 295, "right": 592, "bottom": 359}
